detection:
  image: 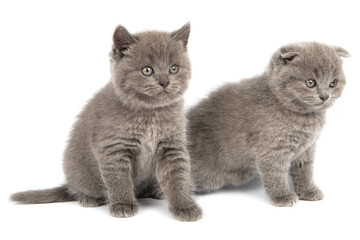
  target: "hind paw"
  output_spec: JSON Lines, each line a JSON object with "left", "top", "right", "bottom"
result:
{"left": 297, "top": 187, "right": 324, "bottom": 201}
{"left": 79, "top": 195, "right": 107, "bottom": 207}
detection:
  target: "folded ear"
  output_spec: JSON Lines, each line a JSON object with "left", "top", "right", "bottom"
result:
{"left": 171, "top": 22, "right": 191, "bottom": 48}
{"left": 279, "top": 51, "right": 299, "bottom": 65}
{"left": 333, "top": 46, "right": 351, "bottom": 58}
{"left": 113, "top": 25, "right": 137, "bottom": 58}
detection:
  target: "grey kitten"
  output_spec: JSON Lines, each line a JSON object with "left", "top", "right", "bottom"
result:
{"left": 187, "top": 42, "right": 349, "bottom": 207}
{"left": 11, "top": 23, "right": 202, "bottom": 221}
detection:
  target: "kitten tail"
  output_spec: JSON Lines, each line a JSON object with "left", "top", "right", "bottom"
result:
{"left": 10, "top": 185, "right": 76, "bottom": 204}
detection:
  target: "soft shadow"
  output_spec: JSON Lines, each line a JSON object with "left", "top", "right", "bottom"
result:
{"left": 195, "top": 177, "right": 268, "bottom": 202}
{"left": 137, "top": 198, "right": 166, "bottom": 209}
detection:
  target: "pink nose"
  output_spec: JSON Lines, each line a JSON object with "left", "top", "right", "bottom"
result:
{"left": 159, "top": 81, "right": 169, "bottom": 88}
{"left": 320, "top": 95, "right": 329, "bottom": 102}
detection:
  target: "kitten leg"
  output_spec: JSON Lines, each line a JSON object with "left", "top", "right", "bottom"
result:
{"left": 96, "top": 137, "right": 141, "bottom": 218}
{"left": 256, "top": 158, "right": 297, "bottom": 207}
{"left": 290, "top": 146, "right": 324, "bottom": 201}
{"left": 155, "top": 140, "right": 202, "bottom": 221}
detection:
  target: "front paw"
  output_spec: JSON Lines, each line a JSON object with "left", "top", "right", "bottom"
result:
{"left": 109, "top": 202, "right": 138, "bottom": 218}
{"left": 297, "top": 186, "right": 324, "bottom": 201}
{"left": 169, "top": 204, "right": 202, "bottom": 222}
{"left": 270, "top": 192, "right": 298, "bottom": 207}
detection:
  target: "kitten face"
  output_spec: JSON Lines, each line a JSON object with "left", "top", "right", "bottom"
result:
{"left": 268, "top": 42, "right": 349, "bottom": 113}
{"left": 110, "top": 24, "right": 191, "bottom": 108}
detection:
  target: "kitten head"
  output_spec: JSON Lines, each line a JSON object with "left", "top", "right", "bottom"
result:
{"left": 267, "top": 42, "right": 350, "bottom": 113}
{"left": 110, "top": 23, "right": 191, "bottom": 108}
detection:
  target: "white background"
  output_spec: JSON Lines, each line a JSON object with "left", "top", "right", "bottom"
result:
{"left": 1, "top": 0, "right": 359, "bottom": 239}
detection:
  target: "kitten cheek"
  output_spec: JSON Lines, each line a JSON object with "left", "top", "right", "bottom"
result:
{"left": 168, "top": 84, "right": 180, "bottom": 93}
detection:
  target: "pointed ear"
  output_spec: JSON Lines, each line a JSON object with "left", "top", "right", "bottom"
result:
{"left": 171, "top": 22, "right": 191, "bottom": 48}
{"left": 113, "top": 25, "right": 137, "bottom": 57}
{"left": 279, "top": 51, "right": 299, "bottom": 65}
{"left": 333, "top": 46, "right": 351, "bottom": 58}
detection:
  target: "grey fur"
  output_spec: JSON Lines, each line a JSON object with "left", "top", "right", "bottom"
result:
{"left": 11, "top": 23, "right": 202, "bottom": 221}
{"left": 187, "top": 42, "right": 349, "bottom": 207}
{"left": 10, "top": 186, "right": 75, "bottom": 204}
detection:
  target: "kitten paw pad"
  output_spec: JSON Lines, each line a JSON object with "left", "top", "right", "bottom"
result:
{"left": 170, "top": 204, "right": 202, "bottom": 222}
{"left": 298, "top": 187, "right": 324, "bottom": 201}
{"left": 110, "top": 203, "right": 138, "bottom": 218}
{"left": 271, "top": 193, "right": 298, "bottom": 207}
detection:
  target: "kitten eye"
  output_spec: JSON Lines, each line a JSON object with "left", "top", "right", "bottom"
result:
{"left": 305, "top": 79, "right": 316, "bottom": 88}
{"left": 169, "top": 65, "right": 179, "bottom": 74}
{"left": 141, "top": 66, "right": 153, "bottom": 76}
{"left": 329, "top": 79, "right": 338, "bottom": 88}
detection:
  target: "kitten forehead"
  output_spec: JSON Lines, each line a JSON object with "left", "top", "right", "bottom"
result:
{"left": 129, "top": 31, "right": 185, "bottom": 64}
{"left": 313, "top": 64, "right": 337, "bottom": 80}
{"left": 278, "top": 42, "right": 342, "bottom": 80}
{"left": 285, "top": 42, "right": 341, "bottom": 64}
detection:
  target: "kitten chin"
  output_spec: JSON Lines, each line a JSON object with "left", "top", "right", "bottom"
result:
{"left": 188, "top": 42, "right": 349, "bottom": 207}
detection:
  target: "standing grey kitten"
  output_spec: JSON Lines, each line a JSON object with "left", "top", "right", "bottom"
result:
{"left": 11, "top": 23, "right": 202, "bottom": 221}
{"left": 187, "top": 42, "right": 349, "bottom": 207}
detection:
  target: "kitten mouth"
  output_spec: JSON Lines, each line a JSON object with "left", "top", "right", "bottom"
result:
{"left": 311, "top": 102, "right": 330, "bottom": 110}
{"left": 159, "top": 89, "right": 170, "bottom": 95}
{"left": 302, "top": 100, "right": 325, "bottom": 109}
{"left": 142, "top": 89, "right": 169, "bottom": 97}
{"left": 147, "top": 89, "right": 169, "bottom": 98}
{"left": 302, "top": 100, "right": 323, "bottom": 107}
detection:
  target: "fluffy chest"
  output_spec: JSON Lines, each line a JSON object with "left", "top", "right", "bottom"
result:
{"left": 283, "top": 126, "right": 318, "bottom": 154}
{"left": 115, "top": 106, "right": 184, "bottom": 181}
{"left": 130, "top": 117, "right": 182, "bottom": 182}
{"left": 249, "top": 109, "right": 325, "bottom": 161}
{"left": 274, "top": 114, "right": 324, "bottom": 159}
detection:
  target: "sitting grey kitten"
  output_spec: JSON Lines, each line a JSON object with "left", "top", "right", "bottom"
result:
{"left": 11, "top": 23, "right": 202, "bottom": 221}
{"left": 187, "top": 42, "right": 349, "bottom": 207}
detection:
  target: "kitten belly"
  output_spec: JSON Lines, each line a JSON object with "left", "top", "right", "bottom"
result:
{"left": 133, "top": 133, "right": 157, "bottom": 187}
